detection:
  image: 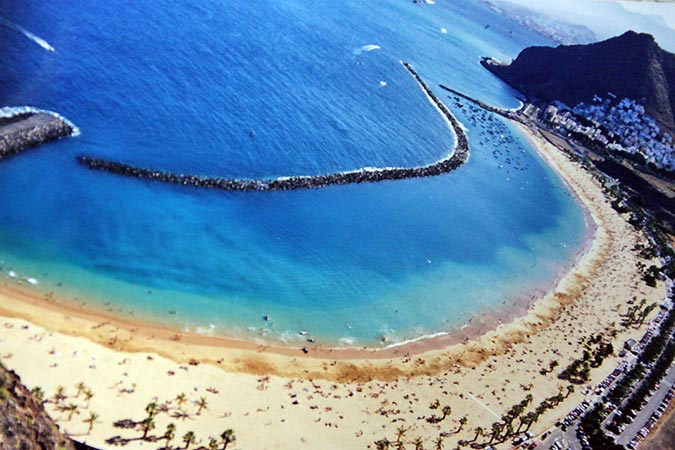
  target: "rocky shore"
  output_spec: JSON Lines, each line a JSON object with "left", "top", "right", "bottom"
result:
{"left": 78, "top": 62, "right": 470, "bottom": 192}
{"left": 0, "top": 363, "right": 74, "bottom": 450}
{"left": 0, "top": 110, "right": 75, "bottom": 160}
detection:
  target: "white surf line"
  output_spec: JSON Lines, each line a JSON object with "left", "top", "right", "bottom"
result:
{"left": 0, "top": 106, "right": 81, "bottom": 137}
{"left": 0, "top": 16, "right": 55, "bottom": 52}
{"left": 467, "top": 392, "right": 502, "bottom": 420}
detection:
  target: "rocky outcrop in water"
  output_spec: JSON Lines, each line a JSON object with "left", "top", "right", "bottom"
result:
{"left": 78, "top": 62, "right": 470, "bottom": 192}
{"left": 0, "top": 111, "right": 74, "bottom": 160}
{"left": 0, "top": 363, "right": 75, "bottom": 450}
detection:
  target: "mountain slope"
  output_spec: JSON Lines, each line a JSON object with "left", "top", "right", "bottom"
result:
{"left": 484, "top": 31, "right": 675, "bottom": 134}
{"left": 0, "top": 363, "right": 75, "bottom": 450}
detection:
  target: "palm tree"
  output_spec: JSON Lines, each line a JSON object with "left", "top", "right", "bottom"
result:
{"left": 83, "top": 388, "right": 94, "bottom": 408}
{"left": 183, "top": 431, "right": 196, "bottom": 449}
{"left": 196, "top": 396, "right": 208, "bottom": 414}
{"left": 141, "top": 416, "right": 155, "bottom": 439}
{"left": 412, "top": 437, "right": 424, "bottom": 450}
{"left": 208, "top": 438, "right": 219, "bottom": 450}
{"left": 433, "top": 435, "right": 444, "bottom": 450}
{"left": 84, "top": 411, "right": 99, "bottom": 434}
{"left": 565, "top": 384, "right": 575, "bottom": 398}
{"left": 30, "top": 386, "right": 44, "bottom": 404}
{"left": 524, "top": 412, "right": 537, "bottom": 432}
{"left": 516, "top": 414, "right": 528, "bottom": 434}
{"left": 396, "top": 426, "right": 408, "bottom": 444}
{"left": 146, "top": 401, "right": 159, "bottom": 419}
{"left": 488, "top": 422, "right": 502, "bottom": 444}
{"left": 176, "top": 392, "right": 188, "bottom": 409}
{"left": 457, "top": 416, "right": 468, "bottom": 432}
{"left": 549, "top": 360, "right": 559, "bottom": 373}
{"left": 534, "top": 404, "right": 547, "bottom": 420}
{"left": 163, "top": 423, "right": 176, "bottom": 449}
{"left": 66, "top": 403, "right": 79, "bottom": 421}
{"left": 472, "top": 427, "right": 483, "bottom": 443}
{"left": 75, "top": 382, "right": 87, "bottom": 398}
{"left": 441, "top": 406, "right": 452, "bottom": 421}
{"left": 53, "top": 385, "right": 66, "bottom": 405}
{"left": 375, "top": 439, "right": 391, "bottom": 450}
{"left": 221, "top": 429, "right": 236, "bottom": 450}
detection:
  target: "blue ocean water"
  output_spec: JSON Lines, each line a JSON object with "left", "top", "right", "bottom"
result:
{"left": 0, "top": 0, "right": 586, "bottom": 346}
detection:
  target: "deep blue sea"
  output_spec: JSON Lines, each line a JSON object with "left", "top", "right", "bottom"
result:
{"left": 0, "top": 0, "right": 586, "bottom": 346}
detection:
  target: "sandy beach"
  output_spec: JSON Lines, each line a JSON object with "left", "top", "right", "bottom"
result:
{"left": 0, "top": 122, "right": 668, "bottom": 449}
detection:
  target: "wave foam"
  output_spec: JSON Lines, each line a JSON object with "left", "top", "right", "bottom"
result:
{"left": 352, "top": 44, "right": 381, "bottom": 55}
{"left": 383, "top": 331, "right": 449, "bottom": 349}
{"left": 338, "top": 337, "right": 356, "bottom": 346}
{"left": 0, "top": 106, "right": 81, "bottom": 137}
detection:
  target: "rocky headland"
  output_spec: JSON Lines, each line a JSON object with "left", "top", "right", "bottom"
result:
{"left": 482, "top": 31, "right": 675, "bottom": 134}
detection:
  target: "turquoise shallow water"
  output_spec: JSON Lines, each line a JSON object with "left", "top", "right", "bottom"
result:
{"left": 0, "top": 0, "right": 586, "bottom": 346}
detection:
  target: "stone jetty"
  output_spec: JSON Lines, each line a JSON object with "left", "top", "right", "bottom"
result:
{"left": 439, "top": 83, "right": 516, "bottom": 119}
{"left": 0, "top": 111, "right": 75, "bottom": 160}
{"left": 78, "top": 62, "right": 470, "bottom": 192}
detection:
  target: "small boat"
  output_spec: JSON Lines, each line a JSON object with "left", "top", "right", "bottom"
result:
{"left": 299, "top": 330, "right": 308, "bottom": 336}
{"left": 263, "top": 314, "right": 270, "bottom": 321}
{"left": 7, "top": 270, "right": 16, "bottom": 278}
{"left": 24, "top": 277, "right": 38, "bottom": 285}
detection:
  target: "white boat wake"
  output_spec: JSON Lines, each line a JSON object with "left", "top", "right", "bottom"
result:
{"left": 0, "top": 16, "right": 55, "bottom": 52}
{"left": 352, "top": 44, "right": 381, "bottom": 55}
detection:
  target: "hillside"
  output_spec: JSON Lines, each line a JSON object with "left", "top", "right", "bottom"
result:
{"left": 483, "top": 31, "right": 675, "bottom": 134}
{"left": 0, "top": 363, "right": 75, "bottom": 450}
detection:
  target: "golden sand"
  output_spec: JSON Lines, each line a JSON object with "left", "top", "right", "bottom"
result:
{"left": 0, "top": 122, "right": 667, "bottom": 449}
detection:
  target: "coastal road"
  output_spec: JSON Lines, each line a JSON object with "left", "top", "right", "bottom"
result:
{"left": 614, "top": 359, "right": 675, "bottom": 446}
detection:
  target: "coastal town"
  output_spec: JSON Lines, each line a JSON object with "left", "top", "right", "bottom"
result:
{"left": 542, "top": 97, "right": 675, "bottom": 172}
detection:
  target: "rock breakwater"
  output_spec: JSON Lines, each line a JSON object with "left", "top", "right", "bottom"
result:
{"left": 78, "top": 62, "right": 469, "bottom": 192}
{"left": 0, "top": 109, "right": 76, "bottom": 160}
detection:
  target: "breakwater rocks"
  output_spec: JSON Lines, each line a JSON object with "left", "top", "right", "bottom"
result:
{"left": 439, "top": 83, "right": 515, "bottom": 119}
{"left": 78, "top": 62, "right": 469, "bottom": 192}
{"left": 0, "top": 108, "right": 76, "bottom": 160}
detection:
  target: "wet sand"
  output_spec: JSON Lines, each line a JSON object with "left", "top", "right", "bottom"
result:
{"left": 0, "top": 122, "right": 667, "bottom": 449}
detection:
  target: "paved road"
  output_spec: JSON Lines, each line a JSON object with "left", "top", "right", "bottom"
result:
{"left": 614, "top": 360, "right": 675, "bottom": 446}
{"left": 541, "top": 427, "right": 579, "bottom": 450}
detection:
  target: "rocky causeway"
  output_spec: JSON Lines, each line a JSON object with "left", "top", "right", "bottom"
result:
{"left": 0, "top": 111, "right": 75, "bottom": 160}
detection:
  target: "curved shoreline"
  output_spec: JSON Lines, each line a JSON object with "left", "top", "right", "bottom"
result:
{"left": 0, "top": 120, "right": 654, "bottom": 370}
{"left": 0, "top": 118, "right": 667, "bottom": 450}
{"left": 77, "top": 62, "right": 469, "bottom": 192}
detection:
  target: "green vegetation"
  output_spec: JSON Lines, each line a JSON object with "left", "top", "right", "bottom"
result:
{"left": 559, "top": 334, "right": 614, "bottom": 383}
{"left": 622, "top": 297, "right": 658, "bottom": 328}
{"left": 0, "top": 386, "right": 10, "bottom": 400}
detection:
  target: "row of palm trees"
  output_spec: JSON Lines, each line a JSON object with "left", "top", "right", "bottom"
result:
{"left": 139, "top": 394, "right": 236, "bottom": 449}
{"left": 376, "top": 383, "right": 577, "bottom": 449}
{"left": 374, "top": 426, "right": 448, "bottom": 450}
{"left": 466, "top": 386, "right": 575, "bottom": 447}
{"left": 31, "top": 381, "right": 100, "bottom": 434}
{"left": 374, "top": 404, "right": 469, "bottom": 450}
{"left": 159, "top": 423, "right": 235, "bottom": 450}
